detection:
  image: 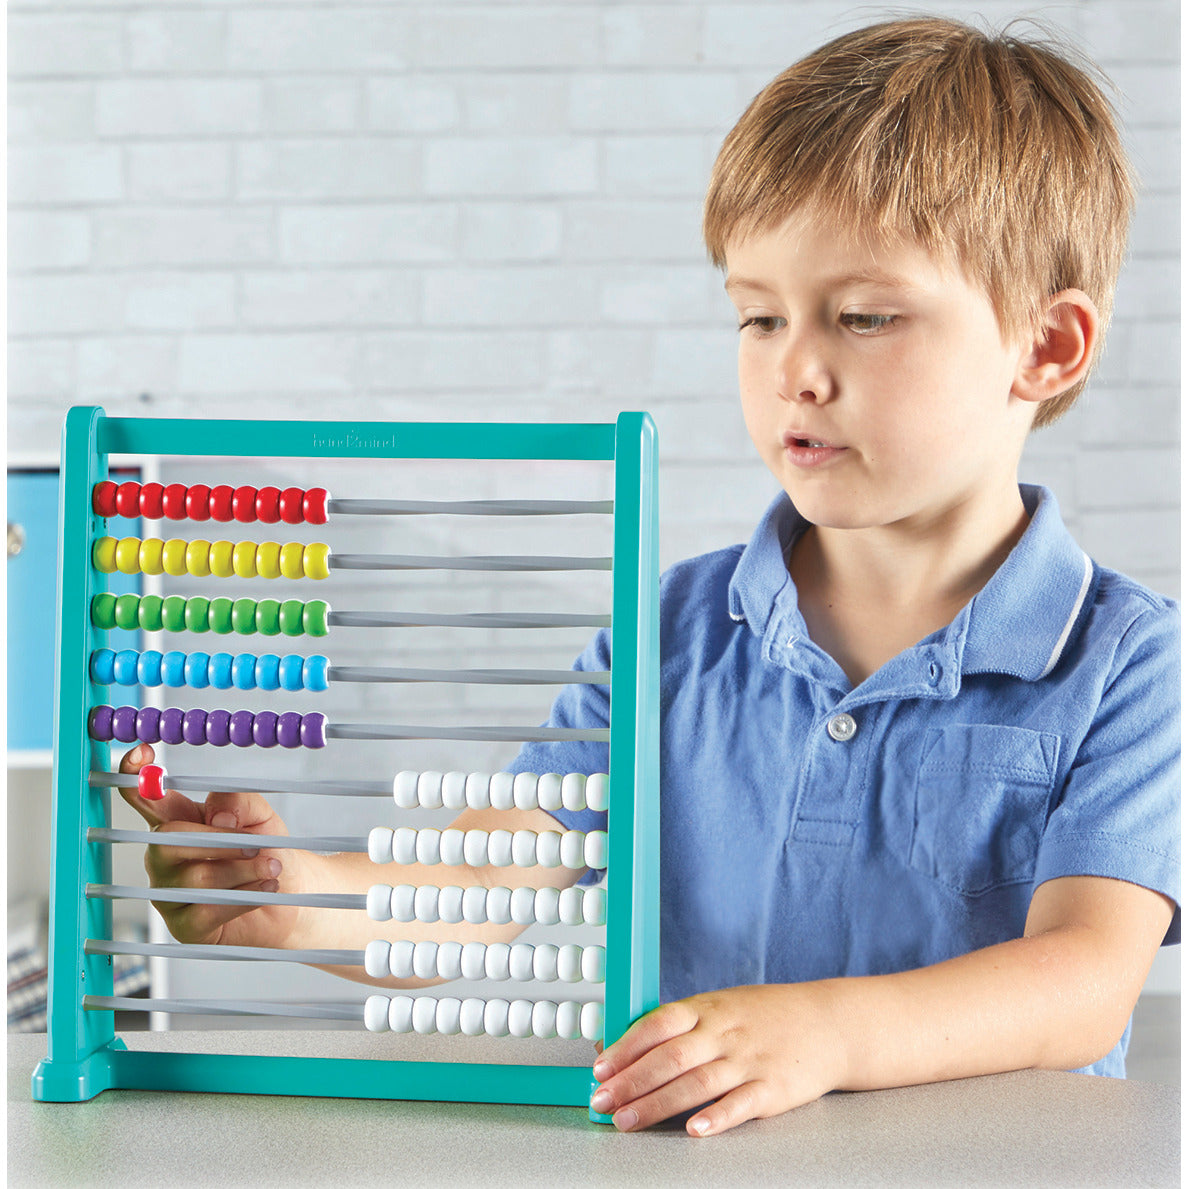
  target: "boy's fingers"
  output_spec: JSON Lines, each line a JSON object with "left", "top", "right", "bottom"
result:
{"left": 594, "top": 1001, "right": 699, "bottom": 1081}
{"left": 203, "top": 790, "right": 282, "bottom": 834}
{"left": 605, "top": 1059, "right": 739, "bottom": 1133}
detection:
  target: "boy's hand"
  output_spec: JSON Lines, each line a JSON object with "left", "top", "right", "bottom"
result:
{"left": 589, "top": 983, "right": 843, "bottom": 1137}
{"left": 117, "top": 743, "right": 314, "bottom": 950}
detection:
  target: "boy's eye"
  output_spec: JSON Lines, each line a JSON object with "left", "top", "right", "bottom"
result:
{"left": 737, "top": 315, "right": 785, "bottom": 336}
{"left": 841, "top": 313, "right": 897, "bottom": 334}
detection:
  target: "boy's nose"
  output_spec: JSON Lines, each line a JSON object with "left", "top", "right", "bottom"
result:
{"left": 775, "top": 338, "right": 833, "bottom": 404}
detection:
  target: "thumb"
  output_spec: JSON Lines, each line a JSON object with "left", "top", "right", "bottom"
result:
{"left": 116, "top": 744, "right": 204, "bottom": 829}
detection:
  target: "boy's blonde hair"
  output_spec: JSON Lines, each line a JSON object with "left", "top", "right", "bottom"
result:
{"left": 703, "top": 17, "right": 1135, "bottom": 426}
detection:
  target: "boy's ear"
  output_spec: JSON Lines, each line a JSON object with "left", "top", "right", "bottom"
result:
{"left": 1012, "top": 289, "right": 1099, "bottom": 405}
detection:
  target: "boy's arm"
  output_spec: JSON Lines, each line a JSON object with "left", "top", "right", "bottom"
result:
{"left": 590, "top": 874, "right": 1174, "bottom": 1136}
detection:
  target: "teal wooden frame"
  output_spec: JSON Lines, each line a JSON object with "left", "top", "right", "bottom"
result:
{"left": 32, "top": 407, "right": 660, "bottom": 1117}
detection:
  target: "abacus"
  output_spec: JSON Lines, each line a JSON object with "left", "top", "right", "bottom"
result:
{"left": 32, "top": 407, "right": 659, "bottom": 1118}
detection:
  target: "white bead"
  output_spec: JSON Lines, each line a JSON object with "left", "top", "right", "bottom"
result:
{"left": 412, "top": 941, "right": 439, "bottom": 981}
{"left": 460, "top": 941, "right": 487, "bottom": 981}
{"left": 489, "top": 771, "right": 515, "bottom": 810}
{"left": 486, "top": 886, "right": 512, "bottom": 924}
{"left": 557, "top": 944, "right": 582, "bottom": 983}
{"left": 561, "top": 772, "right": 586, "bottom": 812}
{"left": 366, "top": 884, "right": 393, "bottom": 921}
{"left": 532, "top": 943, "right": 559, "bottom": 982}
{"left": 389, "top": 940, "right": 415, "bottom": 979}
{"left": 584, "top": 830, "right": 608, "bottom": 870}
{"left": 463, "top": 829, "right": 490, "bottom": 867}
{"left": 390, "top": 884, "right": 416, "bottom": 923}
{"left": 439, "top": 827, "right": 466, "bottom": 866}
{"left": 464, "top": 771, "right": 491, "bottom": 809}
{"left": 415, "top": 827, "right": 442, "bottom": 866}
{"left": 560, "top": 830, "right": 586, "bottom": 869}
{"left": 437, "top": 941, "right": 463, "bottom": 981}
{"left": 487, "top": 829, "right": 514, "bottom": 867}
{"left": 436, "top": 996, "right": 462, "bottom": 1036}
{"left": 533, "top": 886, "right": 561, "bottom": 925}
{"left": 438, "top": 885, "right": 463, "bottom": 924}
{"left": 507, "top": 999, "right": 534, "bottom": 1038}
{"left": 509, "top": 886, "right": 536, "bottom": 926}
{"left": 584, "top": 887, "right": 607, "bottom": 925}
{"left": 482, "top": 998, "right": 509, "bottom": 1038}
{"left": 513, "top": 771, "right": 539, "bottom": 811}
{"left": 558, "top": 887, "right": 582, "bottom": 926}
{"left": 508, "top": 943, "right": 534, "bottom": 982}
{"left": 580, "top": 1000, "right": 604, "bottom": 1041}
{"left": 536, "top": 772, "right": 563, "bottom": 812}
{"left": 388, "top": 995, "right": 414, "bottom": 1034}
{"left": 392, "top": 771, "right": 420, "bottom": 810}
{"left": 413, "top": 884, "right": 440, "bottom": 924}
{"left": 585, "top": 772, "right": 610, "bottom": 812}
{"left": 555, "top": 999, "right": 581, "bottom": 1039}
{"left": 441, "top": 771, "right": 468, "bottom": 810}
{"left": 367, "top": 827, "right": 394, "bottom": 865}
{"left": 391, "top": 826, "right": 417, "bottom": 866}
{"left": 531, "top": 999, "right": 558, "bottom": 1039}
{"left": 364, "top": 939, "right": 390, "bottom": 980}
{"left": 462, "top": 885, "right": 488, "bottom": 925}
{"left": 534, "top": 830, "right": 562, "bottom": 868}
{"left": 485, "top": 942, "right": 511, "bottom": 980}
{"left": 411, "top": 995, "right": 437, "bottom": 1034}
{"left": 511, "top": 829, "right": 538, "bottom": 867}
{"left": 461, "top": 997, "right": 487, "bottom": 1037}
{"left": 417, "top": 771, "right": 444, "bottom": 809}
{"left": 364, "top": 995, "right": 390, "bottom": 1032}
{"left": 581, "top": 946, "right": 606, "bottom": 984}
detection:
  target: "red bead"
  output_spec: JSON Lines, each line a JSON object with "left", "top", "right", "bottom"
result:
{"left": 139, "top": 482, "right": 165, "bottom": 519}
{"left": 138, "top": 763, "right": 167, "bottom": 801}
{"left": 232, "top": 485, "right": 258, "bottom": 523}
{"left": 255, "top": 486, "right": 281, "bottom": 523}
{"left": 279, "top": 487, "right": 305, "bottom": 525}
{"left": 209, "top": 485, "right": 235, "bottom": 522}
{"left": 115, "top": 481, "right": 141, "bottom": 518}
{"left": 186, "top": 484, "right": 212, "bottom": 521}
{"left": 92, "top": 481, "right": 118, "bottom": 517}
{"left": 162, "top": 483, "right": 188, "bottom": 520}
{"left": 303, "top": 487, "right": 329, "bottom": 525}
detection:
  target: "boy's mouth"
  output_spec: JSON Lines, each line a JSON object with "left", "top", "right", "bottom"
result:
{"left": 783, "top": 431, "right": 846, "bottom": 467}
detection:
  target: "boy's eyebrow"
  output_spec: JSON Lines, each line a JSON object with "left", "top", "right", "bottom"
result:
{"left": 724, "top": 268, "right": 919, "bottom": 294}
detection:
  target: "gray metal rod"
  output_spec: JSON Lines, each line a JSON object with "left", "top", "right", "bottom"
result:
{"left": 85, "top": 995, "right": 363, "bottom": 1021}
{"left": 328, "top": 611, "right": 610, "bottom": 629}
{"left": 327, "top": 498, "right": 612, "bottom": 517}
{"left": 327, "top": 665, "right": 610, "bottom": 685}
{"left": 85, "top": 938, "right": 364, "bottom": 966}
{"left": 88, "top": 827, "right": 368, "bottom": 854}
{"left": 86, "top": 883, "right": 368, "bottom": 911}
{"left": 326, "top": 724, "right": 610, "bottom": 743}
{"left": 329, "top": 553, "right": 612, "bottom": 572}
{"left": 90, "top": 771, "right": 393, "bottom": 798}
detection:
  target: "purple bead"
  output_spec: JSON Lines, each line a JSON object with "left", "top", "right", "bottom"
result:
{"left": 182, "top": 708, "right": 208, "bottom": 745}
{"left": 88, "top": 705, "right": 115, "bottom": 741}
{"left": 276, "top": 711, "right": 303, "bottom": 749}
{"left": 300, "top": 712, "right": 327, "bottom": 749}
{"left": 111, "top": 705, "right": 139, "bottom": 744}
{"left": 135, "top": 706, "right": 162, "bottom": 745}
{"left": 206, "top": 708, "right": 231, "bottom": 747}
{"left": 252, "top": 710, "right": 279, "bottom": 748}
{"left": 229, "top": 710, "right": 255, "bottom": 748}
{"left": 159, "top": 707, "right": 186, "bottom": 746}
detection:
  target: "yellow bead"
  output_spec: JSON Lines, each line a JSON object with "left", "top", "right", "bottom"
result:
{"left": 256, "top": 541, "right": 282, "bottom": 579}
{"left": 162, "top": 538, "right": 189, "bottom": 577}
{"left": 186, "top": 539, "right": 212, "bottom": 577}
{"left": 92, "top": 536, "right": 118, "bottom": 573}
{"left": 139, "top": 537, "right": 165, "bottom": 575}
{"left": 115, "top": 537, "right": 143, "bottom": 575}
{"left": 232, "top": 540, "right": 259, "bottom": 579}
{"left": 279, "top": 541, "right": 305, "bottom": 580}
{"left": 209, "top": 540, "right": 235, "bottom": 578}
{"left": 303, "top": 542, "right": 330, "bottom": 580}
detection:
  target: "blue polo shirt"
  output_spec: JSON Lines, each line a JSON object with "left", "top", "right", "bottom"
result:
{"left": 510, "top": 485, "right": 1180, "bottom": 1077}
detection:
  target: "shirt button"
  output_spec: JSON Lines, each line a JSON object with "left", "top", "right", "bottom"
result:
{"left": 827, "top": 712, "right": 857, "bottom": 742}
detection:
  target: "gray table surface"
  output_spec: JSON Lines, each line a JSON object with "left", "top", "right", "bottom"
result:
{"left": 9, "top": 1030, "right": 1179, "bottom": 1188}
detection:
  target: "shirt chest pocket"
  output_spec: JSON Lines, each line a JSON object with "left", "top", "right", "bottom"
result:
{"left": 908, "top": 724, "right": 1060, "bottom": 897}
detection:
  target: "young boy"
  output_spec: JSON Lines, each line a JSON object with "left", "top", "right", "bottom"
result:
{"left": 120, "top": 16, "right": 1178, "bottom": 1138}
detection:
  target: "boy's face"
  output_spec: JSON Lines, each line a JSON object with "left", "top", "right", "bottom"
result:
{"left": 724, "top": 212, "right": 1037, "bottom": 536}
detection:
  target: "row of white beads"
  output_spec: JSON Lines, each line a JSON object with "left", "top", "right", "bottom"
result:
{"left": 366, "top": 883, "right": 607, "bottom": 927}
{"left": 368, "top": 824, "right": 607, "bottom": 870}
{"left": 364, "top": 994, "right": 604, "bottom": 1041}
{"left": 392, "top": 770, "right": 608, "bottom": 813}
{"left": 364, "top": 939, "right": 606, "bottom": 984}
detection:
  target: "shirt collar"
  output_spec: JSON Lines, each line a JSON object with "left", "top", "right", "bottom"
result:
{"left": 727, "top": 485, "right": 1096, "bottom": 683}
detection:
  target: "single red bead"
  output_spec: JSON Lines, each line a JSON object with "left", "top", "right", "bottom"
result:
{"left": 209, "top": 485, "right": 235, "bottom": 522}
{"left": 255, "top": 486, "right": 282, "bottom": 523}
{"left": 138, "top": 763, "right": 167, "bottom": 801}
{"left": 115, "top": 481, "right": 141, "bottom": 518}
{"left": 186, "top": 484, "right": 212, "bottom": 521}
{"left": 232, "top": 485, "right": 258, "bottom": 523}
{"left": 279, "top": 487, "right": 305, "bottom": 525}
{"left": 92, "top": 481, "right": 118, "bottom": 517}
{"left": 303, "top": 487, "right": 329, "bottom": 525}
{"left": 139, "top": 482, "right": 165, "bottom": 519}
{"left": 162, "top": 483, "right": 188, "bottom": 520}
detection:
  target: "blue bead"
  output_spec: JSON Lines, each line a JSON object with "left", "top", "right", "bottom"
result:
{"left": 256, "top": 654, "right": 280, "bottom": 690}
{"left": 161, "top": 651, "right": 188, "bottom": 687}
{"left": 137, "top": 650, "right": 163, "bottom": 687}
{"left": 113, "top": 649, "right": 141, "bottom": 686}
{"left": 209, "top": 652, "right": 234, "bottom": 689}
{"left": 90, "top": 648, "right": 116, "bottom": 685}
{"left": 184, "top": 651, "right": 211, "bottom": 690}
{"left": 303, "top": 655, "right": 329, "bottom": 692}
{"left": 232, "top": 653, "right": 258, "bottom": 690}
{"left": 278, "top": 654, "right": 304, "bottom": 692}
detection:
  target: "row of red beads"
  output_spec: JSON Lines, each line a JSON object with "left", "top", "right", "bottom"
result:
{"left": 93, "top": 481, "right": 329, "bottom": 525}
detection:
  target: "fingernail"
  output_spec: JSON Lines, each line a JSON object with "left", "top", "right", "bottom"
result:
{"left": 590, "top": 1088, "right": 611, "bottom": 1113}
{"left": 130, "top": 744, "right": 148, "bottom": 765}
{"left": 210, "top": 812, "right": 236, "bottom": 829}
{"left": 240, "top": 849, "right": 260, "bottom": 859}
{"left": 689, "top": 1117, "right": 711, "bottom": 1137}
{"left": 265, "top": 859, "right": 282, "bottom": 877}
{"left": 592, "top": 1060, "right": 611, "bottom": 1081}
{"left": 262, "top": 879, "right": 280, "bottom": 893}
{"left": 613, "top": 1108, "right": 638, "bottom": 1132}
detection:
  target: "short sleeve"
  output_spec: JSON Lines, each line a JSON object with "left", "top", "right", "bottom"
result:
{"left": 1033, "top": 603, "right": 1181, "bottom": 944}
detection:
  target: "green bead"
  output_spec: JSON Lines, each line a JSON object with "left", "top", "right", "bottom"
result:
{"left": 279, "top": 599, "right": 305, "bottom": 636}
{"left": 255, "top": 598, "right": 281, "bottom": 636}
{"left": 231, "top": 598, "right": 258, "bottom": 634}
{"left": 91, "top": 593, "right": 117, "bottom": 630}
{"left": 184, "top": 596, "right": 211, "bottom": 633}
{"left": 114, "top": 593, "right": 141, "bottom": 631}
{"left": 208, "top": 597, "right": 234, "bottom": 635}
{"left": 303, "top": 599, "right": 329, "bottom": 637}
{"left": 137, "top": 593, "right": 164, "bottom": 632}
{"left": 161, "top": 595, "right": 187, "bottom": 633}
